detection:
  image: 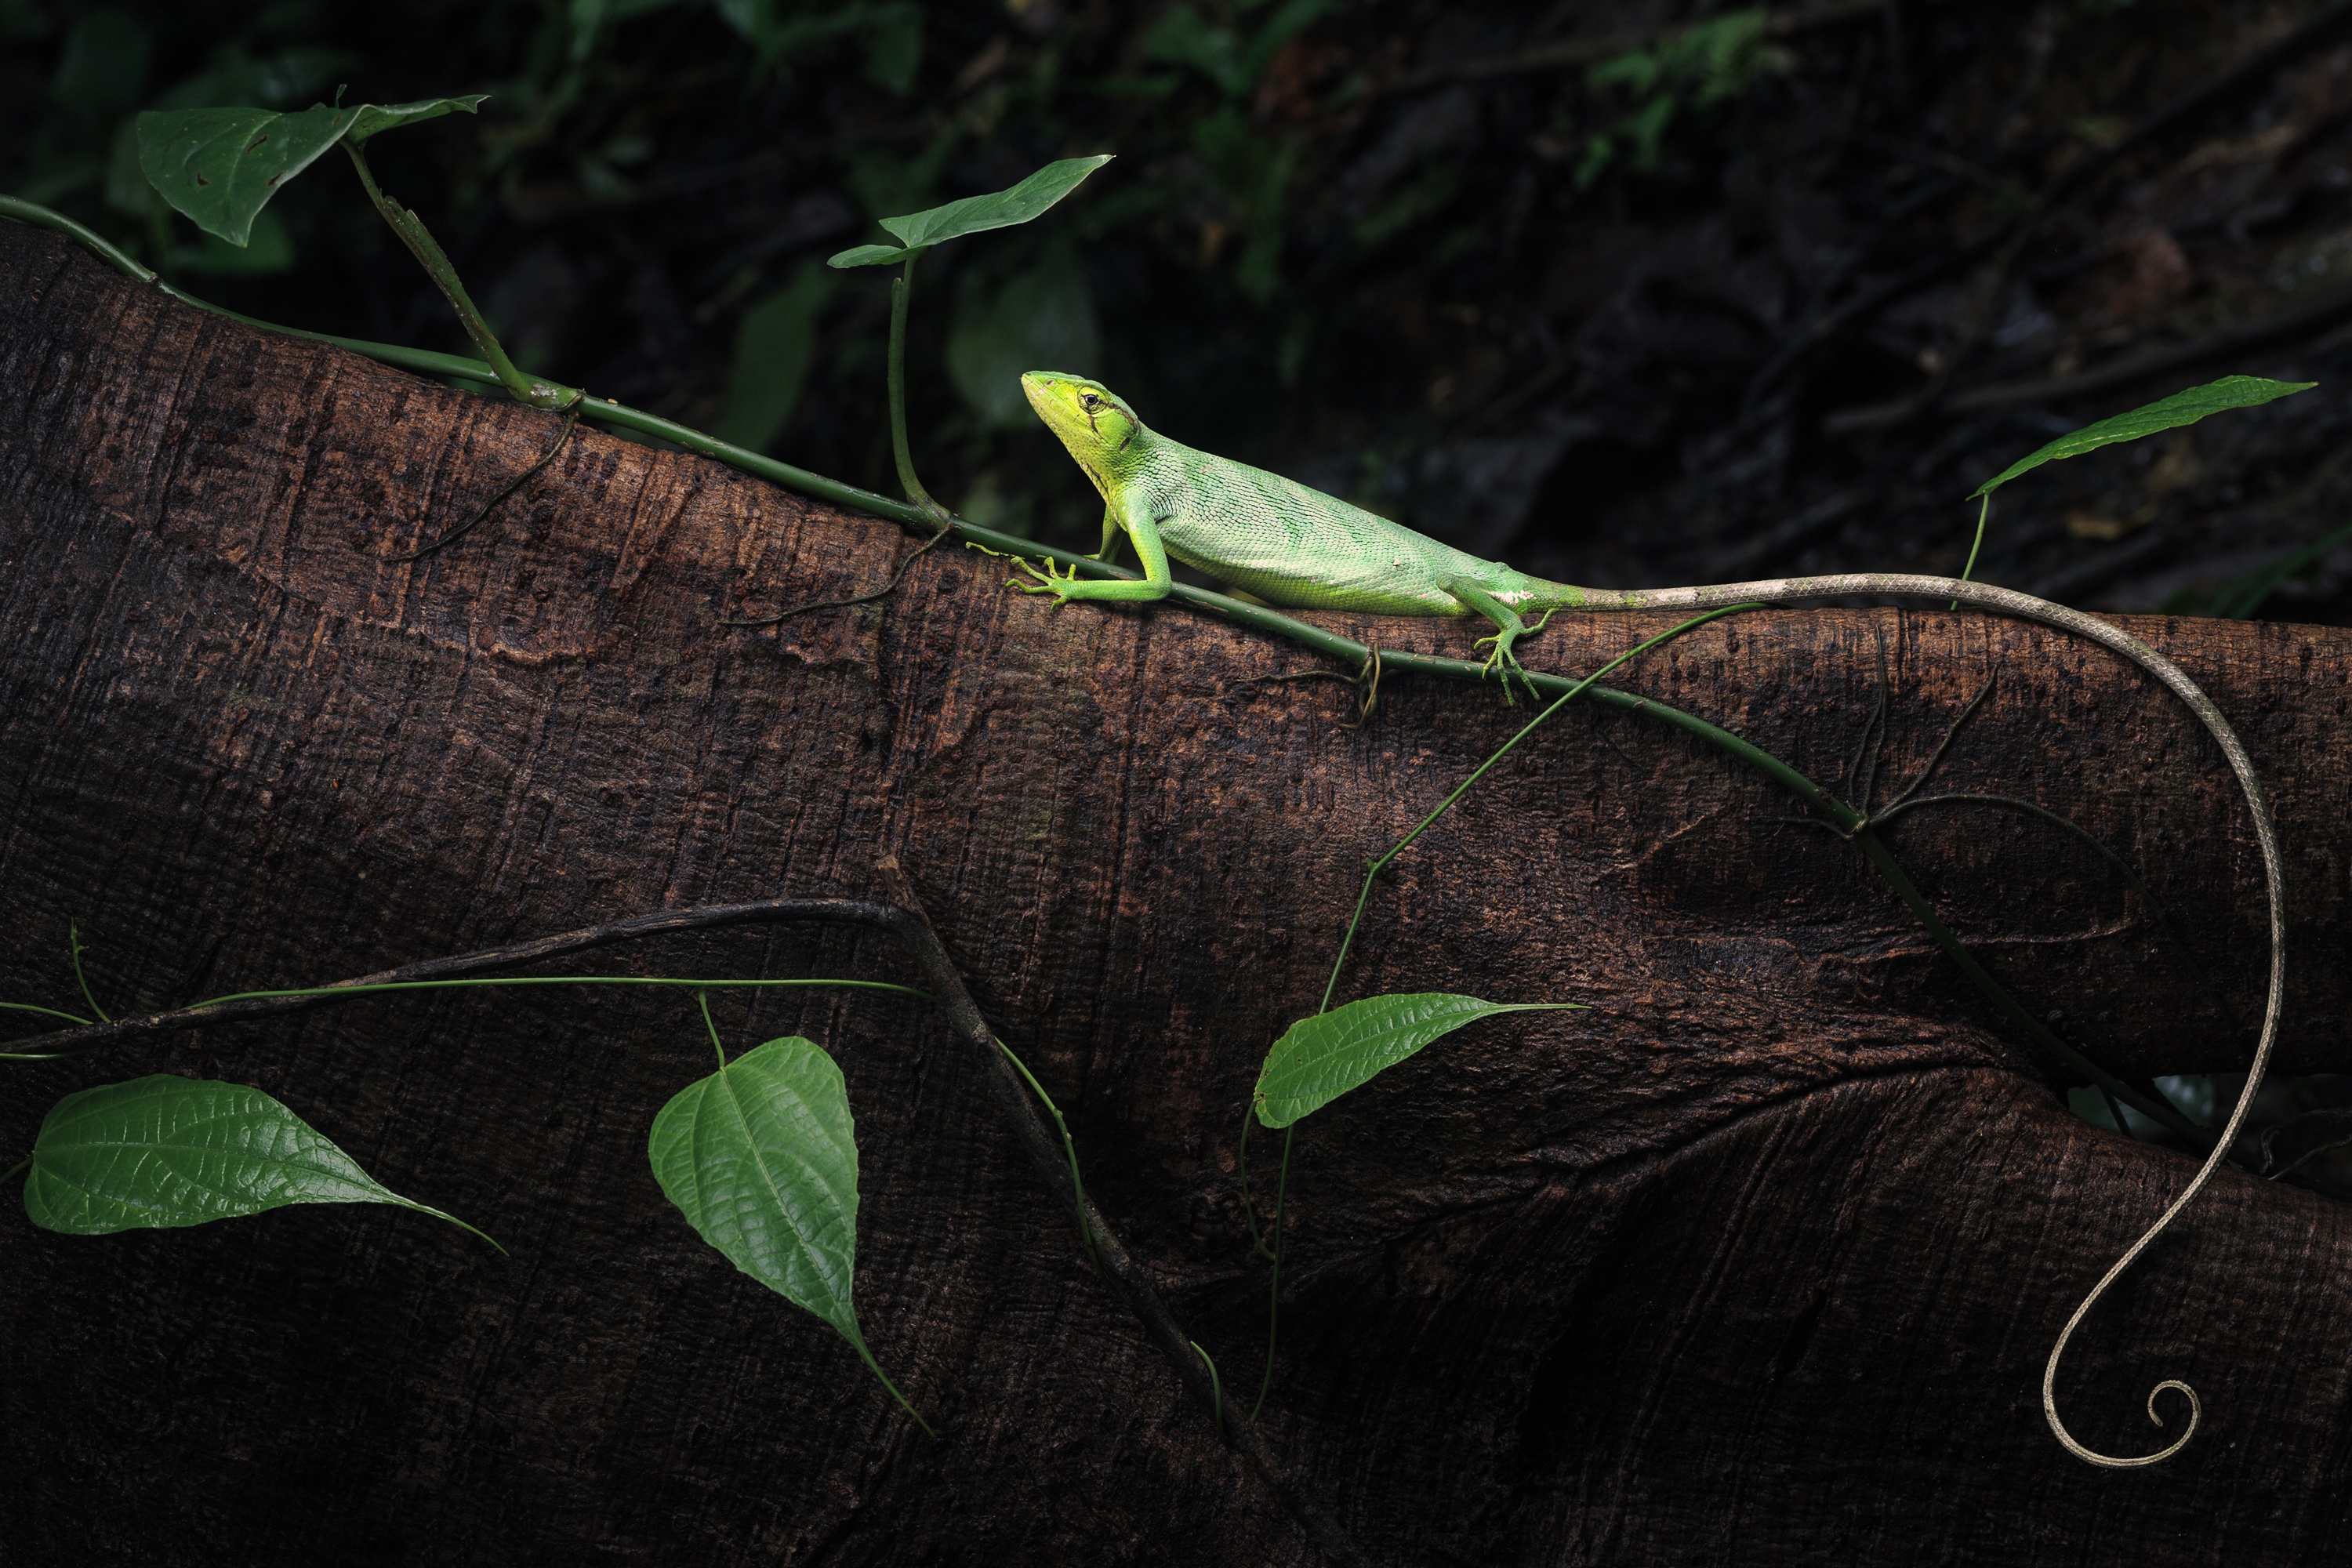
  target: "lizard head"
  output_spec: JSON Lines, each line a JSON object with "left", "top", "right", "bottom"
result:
{"left": 1022, "top": 372, "right": 1145, "bottom": 495}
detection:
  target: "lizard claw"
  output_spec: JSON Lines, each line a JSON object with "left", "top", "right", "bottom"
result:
{"left": 1474, "top": 633, "right": 1544, "bottom": 706}
{"left": 1010, "top": 557, "right": 1084, "bottom": 603}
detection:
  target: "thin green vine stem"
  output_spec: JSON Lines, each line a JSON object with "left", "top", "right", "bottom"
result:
{"left": 0, "top": 976, "right": 931, "bottom": 1060}
{"left": 1191, "top": 1340, "right": 1227, "bottom": 1439}
{"left": 1250, "top": 1123, "right": 1294, "bottom": 1424}
{"left": 67, "top": 924, "right": 110, "bottom": 1023}
{"left": 887, "top": 251, "right": 950, "bottom": 528}
{"left": 338, "top": 145, "right": 576, "bottom": 410}
{"left": 1250, "top": 604, "right": 1759, "bottom": 1423}
{"left": 1, "top": 1000, "right": 93, "bottom": 1026}
{"left": 1952, "top": 492, "right": 1990, "bottom": 608}
{"left": 0, "top": 196, "right": 2198, "bottom": 1141}
{"left": 994, "top": 1033, "right": 1098, "bottom": 1266}
{"left": 1320, "top": 604, "right": 1760, "bottom": 1014}
{"left": 0, "top": 1158, "right": 27, "bottom": 1187}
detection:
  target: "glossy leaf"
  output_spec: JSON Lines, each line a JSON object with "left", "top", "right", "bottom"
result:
{"left": 827, "top": 154, "right": 1112, "bottom": 268}
{"left": 344, "top": 94, "right": 489, "bottom": 147}
{"left": 23, "top": 1074, "right": 490, "bottom": 1244}
{"left": 1253, "top": 993, "right": 1581, "bottom": 1129}
{"left": 136, "top": 103, "right": 357, "bottom": 245}
{"left": 136, "top": 96, "right": 487, "bottom": 246}
{"left": 650, "top": 1036, "right": 924, "bottom": 1425}
{"left": 1971, "top": 375, "right": 2315, "bottom": 499}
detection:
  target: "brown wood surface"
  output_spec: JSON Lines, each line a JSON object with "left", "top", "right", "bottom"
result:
{"left": 5, "top": 223, "right": 2352, "bottom": 1565}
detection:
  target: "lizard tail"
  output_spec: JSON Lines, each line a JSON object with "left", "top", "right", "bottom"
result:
{"left": 1550, "top": 568, "right": 2281, "bottom": 1470}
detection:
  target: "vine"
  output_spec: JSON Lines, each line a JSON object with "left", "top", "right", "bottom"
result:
{"left": 0, "top": 97, "right": 2321, "bottom": 1523}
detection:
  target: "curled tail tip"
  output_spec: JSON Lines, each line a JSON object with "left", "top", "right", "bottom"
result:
{"left": 2045, "top": 1377, "right": 2201, "bottom": 1468}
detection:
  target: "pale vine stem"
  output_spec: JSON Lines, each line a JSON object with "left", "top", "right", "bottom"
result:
{"left": 0, "top": 200, "right": 2288, "bottom": 1469}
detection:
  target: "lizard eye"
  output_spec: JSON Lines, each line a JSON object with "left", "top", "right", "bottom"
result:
{"left": 1080, "top": 394, "right": 1103, "bottom": 411}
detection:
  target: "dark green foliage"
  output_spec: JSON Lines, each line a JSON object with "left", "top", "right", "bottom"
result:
{"left": 649, "top": 1033, "right": 928, "bottom": 1429}
{"left": 1972, "top": 376, "right": 2317, "bottom": 499}
{"left": 22, "top": 1073, "right": 489, "bottom": 1243}
{"left": 1253, "top": 993, "right": 1579, "bottom": 1129}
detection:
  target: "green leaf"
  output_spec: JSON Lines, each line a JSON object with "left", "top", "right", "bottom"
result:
{"left": 1253, "top": 993, "right": 1582, "bottom": 1129}
{"left": 136, "top": 96, "right": 488, "bottom": 247}
{"left": 826, "top": 241, "right": 923, "bottom": 270}
{"left": 648, "top": 1036, "right": 927, "bottom": 1428}
{"left": 717, "top": 260, "right": 837, "bottom": 452}
{"left": 1971, "top": 375, "right": 2317, "bottom": 499}
{"left": 136, "top": 103, "right": 358, "bottom": 245}
{"left": 873, "top": 154, "right": 1113, "bottom": 252}
{"left": 23, "top": 1074, "right": 492, "bottom": 1246}
{"left": 344, "top": 94, "right": 489, "bottom": 147}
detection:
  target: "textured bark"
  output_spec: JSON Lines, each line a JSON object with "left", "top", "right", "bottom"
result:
{"left": 5, "top": 222, "right": 2352, "bottom": 1565}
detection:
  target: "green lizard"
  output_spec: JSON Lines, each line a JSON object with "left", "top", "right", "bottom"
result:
{"left": 1015, "top": 370, "right": 1579, "bottom": 695}
{"left": 1014, "top": 368, "right": 2284, "bottom": 1473}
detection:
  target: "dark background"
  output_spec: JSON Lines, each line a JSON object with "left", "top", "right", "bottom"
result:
{"left": 7, "top": 0, "right": 2352, "bottom": 621}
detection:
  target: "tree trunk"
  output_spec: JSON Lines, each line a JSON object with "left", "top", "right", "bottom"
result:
{"left": 5, "top": 222, "right": 2351, "bottom": 1566}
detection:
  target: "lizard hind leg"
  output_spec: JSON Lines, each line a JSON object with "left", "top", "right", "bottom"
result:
{"left": 1442, "top": 578, "right": 1544, "bottom": 705}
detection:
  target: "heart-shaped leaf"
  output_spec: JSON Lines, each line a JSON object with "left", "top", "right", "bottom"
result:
{"left": 1253, "top": 993, "right": 1582, "bottom": 1129}
{"left": 648, "top": 1036, "right": 929, "bottom": 1430}
{"left": 1971, "top": 374, "right": 2316, "bottom": 499}
{"left": 136, "top": 95, "right": 488, "bottom": 245}
{"left": 23, "top": 1073, "right": 494, "bottom": 1247}
{"left": 827, "top": 154, "right": 1112, "bottom": 267}
{"left": 136, "top": 104, "right": 358, "bottom": 245}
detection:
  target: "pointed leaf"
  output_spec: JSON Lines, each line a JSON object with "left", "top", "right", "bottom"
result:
{"left": 648, "top": 1036, "right": 930, "bottom": 1430}
{"left": 872, "top": 154, "right": 1112, "bottom": 252}
{"left": 343, "top": 94, "right": 489, "bottom": 147}
{"left": 826, "top": 241, "right": 923, "bottom": 270}
{"left": 1971, "top": 375, "right": 2315, "bottom": 499}
{"left": 136, "top": 103, "right": 358, "bottom": 245}
{"left": 648, "top": 1036, "right": 865, "bottom": 1347}
{"left": 1254, "top": 993, "right": 1582, "bottom": 1129}
{"left": 23, "top": 1074, "right": 489, "bottom": 1244}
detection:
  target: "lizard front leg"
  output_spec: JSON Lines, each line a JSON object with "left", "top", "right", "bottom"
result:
{"left": 1015, "top": 499, "right": 1173, "bottom": 604}
{"left": 1091, "top": 505, "right": 1123, "bottom": 564}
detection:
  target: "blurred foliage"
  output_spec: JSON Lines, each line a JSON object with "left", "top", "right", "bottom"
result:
{"left": 1573, "top": 9, "right": 1788, "bottom": 187}
{"left": 5, "top": 0, "right": 2352, "bottom": 622}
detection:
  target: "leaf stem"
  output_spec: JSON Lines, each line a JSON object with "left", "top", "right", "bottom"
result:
{"left": 1192, "top": 1341, "right": 1226, "bottom": 1440}
{"left": 1952, "top": 492, "right": 1989, "bottom": 608}
{"left": 887, "top": 252, "right": 950, "bottom": 529}
{"left": 850, "top": 1338, "right": 938, "bottom": 1438}
{"left": 0, "top": 1158, "right": 26, "bottom": 1187}
{"left": 67, "top": 924, "right": 109, "bottom": 1023}
{"left": 696, "top": 989, "right": 727, "bottom": 1070}
{"left": 338, "top": 144, "right": 577, "bottom": 411}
